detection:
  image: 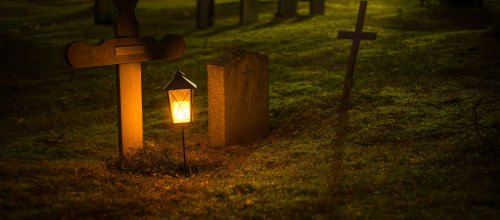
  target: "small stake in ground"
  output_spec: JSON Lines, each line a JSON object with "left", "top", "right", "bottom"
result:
{"left": 337, "top": 0, "right": 377, "bottom": 110}
{"left": 66, "top": 0, "right": 186, "bottom": 158}
{"left": 181, "top": 125, "right": 187, "bottom": 173}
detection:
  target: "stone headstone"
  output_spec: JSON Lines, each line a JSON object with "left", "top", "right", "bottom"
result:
{"left": 197, "top": 0, "right": 215, "bottom": 28}
{"left": 240, "top": 0, "right": 258, "bottom": 24}
{"left": 310, "top": 0, "right": 325, "bottom": 15}
{"left": 94, "top": 0, "right": 116, "bottom": 24}
{"left": 276, "top": 0, "right": 297, "bottom": 17}
{"left": 207, "top": 50, "right": 269, "bottom": 146}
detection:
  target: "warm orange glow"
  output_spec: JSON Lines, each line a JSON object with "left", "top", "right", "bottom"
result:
{"left": 172, "top": 101, "right": 190, "bottom": 123}
{"left": 118, "top": 63, "right": 143, "bottom": 155}
{"left": 168, "top": 89, "right": 192, "bottom": 123}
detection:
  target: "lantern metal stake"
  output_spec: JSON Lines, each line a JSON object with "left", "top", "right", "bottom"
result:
{"left": 181, "top": 125, "right": 187, "bottom": 173}
{"left": 163, "top": 70, "right": 197, "bottom": 174}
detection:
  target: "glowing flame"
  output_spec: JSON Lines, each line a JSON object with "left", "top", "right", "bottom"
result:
{"left": 172, "top": 101, "right": 191, "bottom": 123}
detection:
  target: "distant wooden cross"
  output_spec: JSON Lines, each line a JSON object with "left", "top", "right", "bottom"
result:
{"left": 337, "top": 0, "right": 376, "bottom": 110}
{"left": 66, "top": 0, "right": 186, "bottom": 157}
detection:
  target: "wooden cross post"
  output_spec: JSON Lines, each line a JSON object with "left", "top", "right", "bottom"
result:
{"left": 65, "top": 0, "right": 186, "bottom": 158}
{"left": 337, "top": 0, "right": 376, "bottom": 110}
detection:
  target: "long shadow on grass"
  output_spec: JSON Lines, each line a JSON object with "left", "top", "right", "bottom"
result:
{"left": 250, "top": 14, "right": 314, "bottom": 31}
{"left": 202, "top": 24, "right": 241, "bottom": 37}
{"left": 198, "top": 1, "right": 241, "bottom": 37}
{"left": 329, "top": 110, "right": 349, "bottom": 191}
{"left": 250, "top": 16, "right": 291, "bottom": 30}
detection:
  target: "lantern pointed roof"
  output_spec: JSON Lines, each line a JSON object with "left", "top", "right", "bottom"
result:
{"left": 162, "top": 70, "right": 197, "bottom": 91}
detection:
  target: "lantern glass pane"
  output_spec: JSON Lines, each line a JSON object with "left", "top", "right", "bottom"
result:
{"left": 168, "top": 89, "right": 191, "bottom": 123}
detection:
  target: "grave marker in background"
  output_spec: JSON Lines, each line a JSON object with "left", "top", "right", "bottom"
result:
{"left": 240, "top": 0, "right": 258, "bottom": 24}
{"left": 66, "top": 0, "right": 186, "bottom": 157}
{"left": 337, "top": 0, "right": 376, "bottom": 110}
{"left": 207, "top": 50, "right": 269, "bottom": 146}
{"left": 310, "top": 0, "right": 325, "bottom": 15}
{"left": 197, "top": 0, "right": 215, "bottom": 28}
{"left": 276, "top": 0, "right": 325, "bottom": 17}
{"left": 276, "top": 0, "right": 298, "bottom": 17}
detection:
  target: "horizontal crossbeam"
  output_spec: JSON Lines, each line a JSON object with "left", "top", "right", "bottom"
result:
{"left": 66, "top": 35, "right": 185, "bottom": 68}
{"left": 337, "top": 31, "right": 377, "bottom": 40}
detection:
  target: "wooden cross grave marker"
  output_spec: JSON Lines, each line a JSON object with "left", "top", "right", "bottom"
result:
{"left": 66, "top": 0, "right": 186, "bottom": 158}
{"left": 337, "top": 0, "right": 376, "bottom": 110}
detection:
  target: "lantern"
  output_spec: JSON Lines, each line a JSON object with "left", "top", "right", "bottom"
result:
{"left": 163, "top": 70, "right": 197, "bottom": 124}
{"left": 163, "top": 70, "right": 197, "bottom": 173}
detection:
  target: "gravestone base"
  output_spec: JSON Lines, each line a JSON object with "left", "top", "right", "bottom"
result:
{"left": 208, "top": 50, "right": 269, "bottom": 146}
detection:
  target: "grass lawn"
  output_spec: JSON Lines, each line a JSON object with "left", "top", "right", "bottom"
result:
{"left": 0, "top": 0, "right": 499, "bottom": 218}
